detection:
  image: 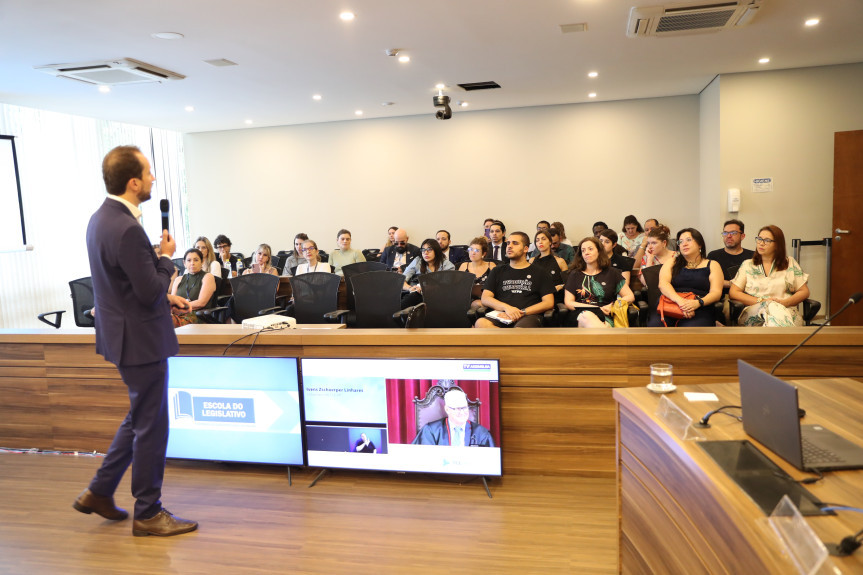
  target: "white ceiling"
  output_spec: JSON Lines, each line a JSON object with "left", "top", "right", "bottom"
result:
{"left": 2, "top": 0, "right": 862, "bottom": 134}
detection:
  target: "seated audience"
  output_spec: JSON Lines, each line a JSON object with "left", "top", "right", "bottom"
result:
{"left": 592, "top": 221, "right": 609, "bottom": 238}
{"left": 619, "top": 215, "right": 645, "bottom": 258}
{"left": 170, "top": 248, "right": 217, "bottom": 327}
{"left": 401, "top": 238, "right": 455, "bottom": 308}
{"left": 643, "top": 218, "right": 659, "bottom": 234}
{"left": 213, "top": 234, "right": 240, "bottom": 278}
{"left": 563, "top": 237, "right": 634, "bottom": 328}
{"left": 652, "top": 228, "right": 723, "bottom": 327}
{"left": 637, "top": 224, "right": 676, "bottom": 285}
{"left": 549, "top": 227, "right": 575, "bottom": 266}
{"left": 382, "top": 226, "right": 398, "bottom": 252}
{"left": 729, "top": 225, "right": 810, "bottom": 327}
{"left": 193, "top": 236, "right": 222, "bottom": 277}
{"left": 295, "top": 239, "right": 332, "bottom": 274}
{"left": 551, "top": 221, "right": 572, "bottom": 246}
{"left": 380, "top": 228, "right": 420, "bottom": 273}
{"left": 597, "top": 229, "right": 632, "bottom": 287}
{"left": 528, "top": 230, "right": 567, "bottom": 294}
{"left": 708, "top": 219, "right": 754, "bottom": 291}
{"left": 529, "top": 220, "right": 551, "bottom": 252}
{"left": 436, "top": 230, "right": 468, "bottom": 265}
{"left": 458, "top": 237, "right": 497, "bottom": 310}
{"left": 487, "top": 220, "right": 508, "bottom": 263}
{"left": 476, "top": 232, "right": 554, "bottom": 328}
{"left": 243, "top": 243, "right": 280, "bottom": 276}
{"left": 329, "top": 229, "right": 366, "bottom": 276}
{"left": 281, "top": 233, "right": 308, "bottom": 277}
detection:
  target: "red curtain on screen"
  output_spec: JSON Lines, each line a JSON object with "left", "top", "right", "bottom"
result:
{"left": 385, "top": 379, "right": 500, "bottom": 445}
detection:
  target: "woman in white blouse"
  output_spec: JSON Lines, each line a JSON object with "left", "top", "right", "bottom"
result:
{"left": 295, "top": 240, "right": 332, "bottom": 274}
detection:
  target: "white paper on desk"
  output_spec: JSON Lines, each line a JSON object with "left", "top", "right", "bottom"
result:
{"left": 684, "top": 392, "right": 718, "bottom": 402}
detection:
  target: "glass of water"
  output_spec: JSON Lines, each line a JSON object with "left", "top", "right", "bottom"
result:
{"left": 649, "top": 363, "right": 674, "bottom": 392}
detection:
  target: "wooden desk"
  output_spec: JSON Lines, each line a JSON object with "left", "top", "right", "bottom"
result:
{"left": 614, "top": 379, "right": 863, "bottom": 574}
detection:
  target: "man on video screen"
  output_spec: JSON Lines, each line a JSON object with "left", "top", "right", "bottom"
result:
{"left": 412, "top": 389, "right": 494, "bottom": 447}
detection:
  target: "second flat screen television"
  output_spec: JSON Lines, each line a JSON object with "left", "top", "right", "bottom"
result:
{"left": 301, "top": 358, "right": 501, "bottom": 476}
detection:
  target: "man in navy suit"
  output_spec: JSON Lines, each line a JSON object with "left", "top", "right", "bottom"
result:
{"left": 379, "top": 228, "right": 421, "bottom": 273}
{"left": 73, "top": 145, "right": 198, "bottom": 537}
{"left": 435, "top": 230, "right": 468, "bottom": 266}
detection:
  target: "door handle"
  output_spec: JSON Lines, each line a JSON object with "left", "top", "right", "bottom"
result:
{"left": 835, "top": 228, "right": 850, "bottom": 234}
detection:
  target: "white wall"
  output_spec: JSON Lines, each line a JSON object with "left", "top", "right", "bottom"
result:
{"left": 185, "top": 96, "right": 700, "bottom": 255}
{"left": 715, "top": 62, "right": 863, "bottom": 307}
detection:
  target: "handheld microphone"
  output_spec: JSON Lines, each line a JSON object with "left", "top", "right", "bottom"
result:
{"left": 770, "top": 292, "right": 863, "bottom": 375}
{"left": 160, "top": 199, "right": 170, "bottom": 232}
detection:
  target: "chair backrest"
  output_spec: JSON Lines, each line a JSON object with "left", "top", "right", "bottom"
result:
{"left": 228, "top": 273, "right": 280, "bottom": 322}
{"left": 350, "top": 271, "right": 404, "bottom": 328}
{"left": 417, "top": 270, "right": 475, "bottom": 328}
{"left": 69, "top": 277, "right": 96, "bottom": 328}
{"left": 171, "top": 258, "right": 184, "bottom": 274}
{"left": 289, "top": 272, "right": 341, "bottom": 324}
{"left": 270, "top": 255, "right": 284, "bottom": 275}
{"left": 362, "top": 248, "right": 381, "bottom": 262}
{"left": 318, "top": 249, "right": 329, "bottom": 262}
{"left": 413, "top": 384, "right": 481, "bottom": 434}
{"left": 641, "top": 264, "right": 663, "bottom": 321}
{"left": 619, "top": 256, "right": 636, "bottom": 273}
{"left": 342, "top": 261, "right": 390, "bottom": 310}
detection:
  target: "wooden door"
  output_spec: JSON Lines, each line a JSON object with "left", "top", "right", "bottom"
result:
{"left": 831, "top": 130, "right": 863, "bottom": 325}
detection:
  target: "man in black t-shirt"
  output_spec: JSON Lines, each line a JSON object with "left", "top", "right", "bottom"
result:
{"left": 707, "top": 219, "right": 755, "bottom": 290}
{"left": 476, "top": 231, "right": 555, "bottom": 328}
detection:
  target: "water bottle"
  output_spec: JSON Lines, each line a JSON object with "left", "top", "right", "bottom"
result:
{"left": 236, "top": 259, "right": 244, "bottom": 276}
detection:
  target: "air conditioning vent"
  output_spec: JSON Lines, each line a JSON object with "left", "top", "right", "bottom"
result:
{"left": 457, "top": 81, "right": 501, "bottom": 91}
{"left": 626, "top": 1, "right": 764, "bottom": 38}
{"left": 34, "top": 58, "right": 185, "bottom": 85}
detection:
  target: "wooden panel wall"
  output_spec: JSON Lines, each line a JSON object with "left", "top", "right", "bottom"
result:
{"left": 1, "top": 328, "right": 862, "bottom": 477}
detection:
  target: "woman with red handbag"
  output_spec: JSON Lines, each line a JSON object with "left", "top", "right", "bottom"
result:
{"left": 652, "top": 228, "right": 723, "bottom": 327}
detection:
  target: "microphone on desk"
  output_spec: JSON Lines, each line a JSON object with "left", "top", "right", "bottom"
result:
{"left": 770, "top": 292, "right": 863, "bottom": 376}
{"left": 160, "top": 199, "right": 170, "bottom": 232}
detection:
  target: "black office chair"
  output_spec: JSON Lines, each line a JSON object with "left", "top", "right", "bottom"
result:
{"left": 362, "top": 248, "right": 381, "bottom": 262}
{"left": 325, "top": 271, "right": 403, "bottom": 328}
{"left": 38, "top": 276, "right": 96, "bottom": 328}
{"left": 198, "top": 273, "right": 284, "bottom": 324}
{"left": 636, "top": 265, "right": 662, "bottom": 327}
{"left": 284, "top": 272, "right": 340, "bottom": 324}
{"left": 270, "top": 255, "right": 284, "bottom": 275}
{"left": 171, "top": 258, "right": 185, "bottom": 275}
{"left": 394, "top": 270, "right": 475, "bottom": 328}
{"left": 318, "top": 250, "right": 329, "bottom": 263}
{"left": 336, "top": 261, "right": 390, "bottom": 323}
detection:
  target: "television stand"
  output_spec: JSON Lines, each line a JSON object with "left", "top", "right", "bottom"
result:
{"left": 308, "top": 468, "right": 328, "bottom": 488}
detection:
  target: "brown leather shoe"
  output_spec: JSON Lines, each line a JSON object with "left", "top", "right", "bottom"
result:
{"left": 132, "top": 509, "right": 198, "bottom": 537}
{"left": 73, "top": 488, "right": 128, "bottom": 521}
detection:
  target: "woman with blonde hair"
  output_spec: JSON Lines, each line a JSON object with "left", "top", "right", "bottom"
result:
{"left": 243, "top": 243, "right": 279, "bottom": 276}
{"left": 193, "top": 236, "right": 222, "bottom": 277}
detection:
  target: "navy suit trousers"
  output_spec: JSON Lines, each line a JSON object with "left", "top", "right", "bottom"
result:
{"left": 89, "top": 360, "right": 169, "bottom": 520}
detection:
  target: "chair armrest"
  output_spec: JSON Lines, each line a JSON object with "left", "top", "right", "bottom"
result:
{"left": 803, "top": 299, "right": 821, "bottom": 325}
{"left": 195, "top": 305, "right": 230, "bottom": 324}
{"left": 84, "top": 309, "right": 94, "bottom": 320}
{"left": 474, "top": 305, "right": 489, "bottom": 317}
{"left": 275, "top": 295, "right": 289, "bottom": 308}
{"left": 393, "top": 306, "right": 417, "bottom": 320}
{"left": 258, "top": 306, "right": 282, "bottom": 316}
{"left": 38, "top": 310, "right": 65, "bottom": 329}
{"left": 324, "top": 309, "right": 350, "bottom": 323}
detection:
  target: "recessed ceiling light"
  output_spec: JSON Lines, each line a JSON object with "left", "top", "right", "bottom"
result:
{"left": 184, "top": 106, "right": 194, "bottom": 112}
{"left": 340, "top": 11, "right": 355, "bottom": 21}
{"left": 312, "top": 94, "right": 322, "bottom": 101}
{"left": 151, "top": 32, "right": 184, "bottom": 40}
{"left": 588, "top": 92, "right": 597, "bottom": 98}
{"left": 588, "top": 71, "right": 598, "bottom": 78}
{"left": 355, "top": 110, "right": 363, "bottom": 116}
{"left": 244, "top": 119, "right": 253, "bottom": 125}
{"left": 381, "top": 102, "right": 395, "bottom": 106}
{"left": 98, "top": 85, "right": 110, "bottom": 94}
{"left": 458, "top": 101, "right": 469, "bottom": 108}
{"left": 758, "top": 57, "right": 770, "bottom": 64}
{"left": 398, "top": 55, "right": 410, "bottom": 63}
{"left": 435, "top": 83, "right": 446, "bottom": 90}
{"left": 805, "top": 18, "right": 820, "bottom": 27}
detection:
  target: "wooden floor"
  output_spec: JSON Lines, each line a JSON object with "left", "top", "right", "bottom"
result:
{"left": 0, "top": 453, "right": 617, "bottom": 575}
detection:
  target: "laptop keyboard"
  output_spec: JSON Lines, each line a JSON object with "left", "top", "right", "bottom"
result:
{"left": 802, "top": 436, "right": 845, "bottom": 465}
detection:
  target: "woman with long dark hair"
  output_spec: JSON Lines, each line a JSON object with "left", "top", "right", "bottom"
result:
{"left": 563, "top": 237, "right": 634, "bottom": 327}
{"left": 730, "top": 225, "right": 810, "bottom": 326}
{"left": 169, "top": 248, "right": 217, "bottom": 327}
{"left": 653, "top": 228, "right": 723, "bottom": 327}
{"left": 401, "top": 238, "right": 455, "bottom": 308}
{"left": 529, "top": 230, "right": 568, "bottom": 294}
{"left": 619, "top": 215, "right": 645, "bottom": 258}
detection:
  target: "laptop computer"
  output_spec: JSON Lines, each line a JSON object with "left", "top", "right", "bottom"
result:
{"left": 738, "top": 359, "right": 863, "bottom": 471}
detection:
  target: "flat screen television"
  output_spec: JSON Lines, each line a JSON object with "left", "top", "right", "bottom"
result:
{"left": 301, "top": 358, "right": 501, "bottom": 476}
{"left": 166, "top": 356, "right": 304, "bottom": 466}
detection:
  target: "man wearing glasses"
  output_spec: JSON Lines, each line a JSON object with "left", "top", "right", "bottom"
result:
{"left": 379, "top": 228, "right": 420, "bottom": 273}
{"left": 412, "top": 389, "right": 494, "bottom": 447}
{"left": 476, "top": 232, "right": 555, "bottom": 328}
{"left": 707, "top": 219, "right": 755, "bottom": 290}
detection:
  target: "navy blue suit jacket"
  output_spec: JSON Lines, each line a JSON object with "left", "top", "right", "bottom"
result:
{"left": 379, "top": 243, "right": 421, "bottom": 271}
{"left": 411, "top": 417, "right": 495, "bottom": 447}
{"left": 86, "top": 198, "right": 178, "bottom": 367}
{"left": 446, "top": 246, "right": 468, "bottom": 266}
